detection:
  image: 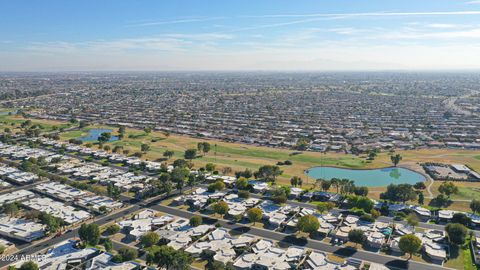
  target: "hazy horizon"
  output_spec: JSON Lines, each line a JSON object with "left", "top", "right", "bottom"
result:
{"left": 2, "top": 0, "right": 480, "bottom": 71}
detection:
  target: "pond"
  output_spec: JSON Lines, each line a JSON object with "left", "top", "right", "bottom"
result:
{"left": 0, "top": 110, "right": 17, "bottom": 115}
{"left": 79, "top": 129, "right": 119, "bottom": 142}
{"left": 305, "top": 166, "right": 426, "bottom": 187}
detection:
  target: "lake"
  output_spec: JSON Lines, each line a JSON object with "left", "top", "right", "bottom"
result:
{"left": 305, "top": 166, "right": 425, "bottom": 187}
{"left": 79, "top": 129, "right": 119, "bottom": 142}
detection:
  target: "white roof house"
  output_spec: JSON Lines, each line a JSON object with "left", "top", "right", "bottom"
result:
{"left": 0, "top": 214, "right": 45, "bottom": 242}
{"left": 185, "top": 228, "right": 255, "bottom": 264}
{"left": 233, "top": 239, "right": 305, "bottom": 269}
{"left": 304, "top": 251, "right": 356, "bottom": 270}
{"left": 118, "top": 211, "right": 174, "bottom": 240}
{"left": 22, "top": 197, "right": 92, "bottom": 224}
{"left": 0, "top": 190, "right": 35, "bottom": 206}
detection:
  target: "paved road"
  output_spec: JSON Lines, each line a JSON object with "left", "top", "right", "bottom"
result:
{"left": 0, "top": 179, "right": 49, "bottom": 195}
{"left": 150, "top": 204, "right": 451, "bottom": 270}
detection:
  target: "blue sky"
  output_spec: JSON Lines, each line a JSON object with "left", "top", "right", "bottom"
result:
{"left": 1, "top": 0, "right": 480, "bottom": 71}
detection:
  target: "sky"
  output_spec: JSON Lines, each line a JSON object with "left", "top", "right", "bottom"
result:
{"left": 1, "top": 0, "right": 480, "bottom": 71}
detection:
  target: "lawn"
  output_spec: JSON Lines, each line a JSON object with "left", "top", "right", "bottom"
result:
{"left": 430, "top": 181, "right": 480, "bottom": 201}
{"left": 0, "top": 113, "right": 73, "bottom": 133}
{"left": 444, "top": 236, "right": 477, "bottom": 270}
{"left": 54, "top": 124, "right": 480, "bottom": 185}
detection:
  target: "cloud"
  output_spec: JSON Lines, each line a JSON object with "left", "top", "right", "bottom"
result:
{"left": 466, "top": 0, "right": 480, "bottom": 4}
{"left": 425, "top": 23, "right": 458, "bottom": 28}
{"left": 377, "top": 28, "right": 480, "bottom": 40}
{"left": 127, "top": 17, "right": 224, "bottom": 27}
{"left": 242, "top": 10, "right": 480, "bottom": 19}
{"left": 23, "top": 33, "right": 233, "bottom": 55}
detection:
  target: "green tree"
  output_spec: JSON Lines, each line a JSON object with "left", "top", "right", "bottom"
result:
{"left": 208, "top": 180, "right": 225, "bottom": 192}
{"left": 140, "top": 232, "right": 160, "bottom": 248}
{"left": 197, "top": 142, "right": 211, "bottom": 155}
{"left": 39, "top": 213, "right": 62, "bottom": 233}
{"left": 0, "top": 244, "right": 5, "bottom": 254}
{"left": 330, "top": 178, "right": 340, "bottom": 193}
{"left": 406, "top": 213, "right": 419, "bottom": 229}
{"left": 399, "top": 234, "right": 422, "bottom": 260}
{"left": 418, "top": 192, "right": 424, "bottom": 205}
{"left": 98, "top": 132, "right": 112, "bottom": 144}
{"left": 79, "top": 223, "right": 100, "bottom": 246}
{"left": 238, "top": 190, "right": 250, "bottom": 199}
{"left": 390, "top": 154, "right": 402, "bottom": 166}
{"left": 297, "top": 214, "right": 320, "bottom": 236}
{"left": 212, "top": 201, "right": 229, "bottom": 217}
{"left": 316, "top": 202, "right": 335, "bottom": 213}
{"left": 353, "top": 186, "right": 369, "bottom": 196}
{"left": 171, "top": 167, "right": 190, "bottom": 193}
{"left": 147, "top": 245, "right": 192, "bottom": 269}
{"left": 118, "top": 126, "right": 126, "bottom": 134}
{"left": 189, "top": 216, "right": 203, "bottom": 227}
{"left": 380, "top": 184, "right": 416, "bottom": 203}
{"left": 3, "top": 203, "right": 19, "bottom": 218}
{"left": 118, "top": 247, "right": 138, "bottom": 261}
{"left": 294, "top": 138, "right": 310, "bottom": 150}
{"left": 163, "top": 150, "right": 174, "bottom": 159}
{"left": 205, "top": 163, "right": 216, "bottom": 172}
{"left": 141, "top": 143, "right": 151, "bottom": 153}
{"left": 19, "top": 261, "right": 39, "bottom": 270}
{"left": 184, "top": 149, "right": 197, "bottom": 160}
{"left": 103, "top": 238, "right": 113, "bottom": 252}
{"left": 451, "top": 213, "right": 471, "bottom": 226}
{"left": 247, "top": 207, "right": 263, "bottom": 225}
{"left": 445, "top": 223, "right": 468, "bottom": 245}
{"left": 470, "top": 199, "right": 480, "bottom": 214}
{"left": 348, "top": 229, "right": 366, "bottom": 247}
{"left": 348, "top": 196, "right": 374, "bottom": 213}
{"left": 438, "top": 181, "right": 459, "bottom": 199}
{"left": 414, "top": 182, "right": 426, "bottom": 190}
{"left": 107, "top": 183, "right": 121, "bottom": 200}
{"left": 254, "top": 165, "right": 283, "bottom": 183}
{"left": 201, "top": 142, "right": 211, "bottom": 155}
{"left": 321, "top": 180, "right": 331, "bottom": 191}
{"left": 290, "top": 176, "right": 301, "bottom": 187}
{"left": 236, "top": 177, "right": 249, "bottom": 190}
{"left": 270, "top": 187, "right": 289, "bottom": 204}
{"left": 371, "top": 209, "right": 381, "bottom": 219}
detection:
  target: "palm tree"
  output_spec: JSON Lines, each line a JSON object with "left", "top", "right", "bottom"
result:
{"left": 339, "top": 179, "right": 351, "bottom": 195}
{"left": 271, "top": 166, "right": 282, "bottom": 185}
{"left": 314, "top": 178, "right": 323, "bottom": 189}
{"left": 331, "top": 178, "right": 340, "bottom": 193}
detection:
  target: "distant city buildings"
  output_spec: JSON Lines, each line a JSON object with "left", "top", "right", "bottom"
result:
{"left": 2, "top": 72, "right": 480, "bottom": 152}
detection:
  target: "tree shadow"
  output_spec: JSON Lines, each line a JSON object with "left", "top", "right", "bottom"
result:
{"left": 281, "top": 235, "right": 308, "bottom": 246}
{"left": 385, "top": 259, "right": 409, "bottom": 269}
{"left": 333, "top": 247, "right": 357, "bottom": 258}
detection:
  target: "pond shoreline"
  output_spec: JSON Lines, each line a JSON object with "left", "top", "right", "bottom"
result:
{"left": 304, "top": 165, "right": 426, "bottom": 187}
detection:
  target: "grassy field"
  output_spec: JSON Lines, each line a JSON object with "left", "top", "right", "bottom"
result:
{"left": 58, "top": 125, "right": 480, "bottom": 213}
{"left": 0, "top": 113, "right": 73, "bottom": 133}
{"left": 59, "top": 125, "right": 480, "bottom": 184}
{"left": 430, "top": 181, "right": 480, "bottom": 201}
{"left": 60, "top": 126, "right": 390, "bottom": 182}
